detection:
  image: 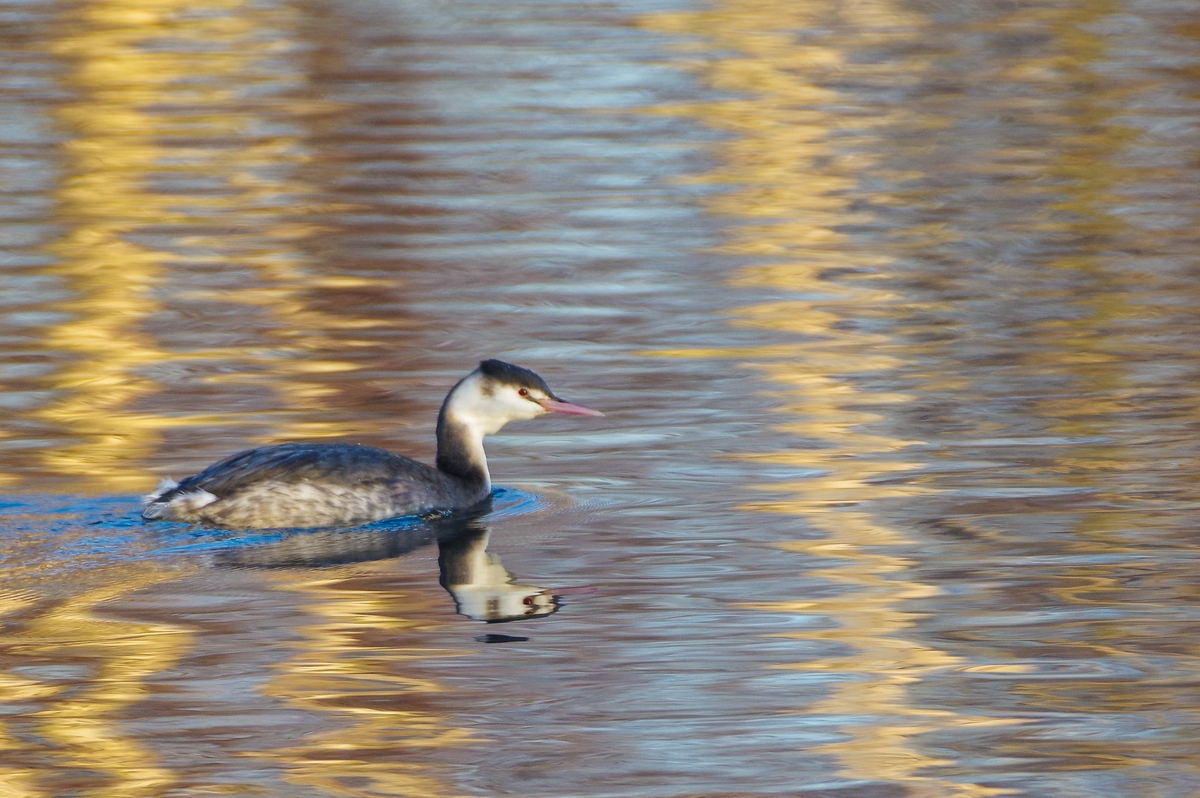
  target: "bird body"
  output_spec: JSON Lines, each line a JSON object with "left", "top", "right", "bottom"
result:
{"left": 142, "top": 360, "right": 600, "bottom": 529}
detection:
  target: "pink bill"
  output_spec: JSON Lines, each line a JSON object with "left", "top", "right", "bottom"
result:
{"left": 539, "top": 398, "right": 604, "bottom": 417}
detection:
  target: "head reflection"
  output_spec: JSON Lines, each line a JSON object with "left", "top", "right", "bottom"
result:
{"left": 211, "top": 508, "right": 559, "bottom": 623}
{"left": 437, "top": 524, "right": 559, "bottom": 623}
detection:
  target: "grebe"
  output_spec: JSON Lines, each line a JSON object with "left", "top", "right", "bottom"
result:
{"left": 141, "top": 360, "right": 601, "bottom": 529}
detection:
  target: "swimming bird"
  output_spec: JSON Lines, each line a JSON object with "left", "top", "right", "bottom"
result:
{"left": 141, "top": 360, "right": 602, "bottom": 529}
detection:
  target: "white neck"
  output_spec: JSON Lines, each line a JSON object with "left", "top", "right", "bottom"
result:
{"left": 435, "top": 373, "right": 494, "bottom": 487}
{"left": 434, "top": 369, "right": 545, "bottom": 487}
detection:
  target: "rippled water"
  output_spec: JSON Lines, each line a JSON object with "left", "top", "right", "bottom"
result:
{"left": 3, "top": 0, "right": 1200, "bottom": 795}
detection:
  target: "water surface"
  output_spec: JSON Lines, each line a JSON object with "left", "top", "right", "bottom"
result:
{"left": 2, "top": 0, "right": 1200, "bottom": 795}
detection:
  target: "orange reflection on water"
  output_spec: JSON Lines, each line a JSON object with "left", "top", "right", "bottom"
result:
{"left": 32, "top": 0, "right": 369, "bottom": 492}
{"left": 0, "top": 565, "right": 191, "bottom": 798}
{"left": 256, "top": 569, "right": 478, "bottom": 797}
{"left": 40, "top": 0, "right": 182, "bottom": 488}
{"left": 641, "top": 1, "right": 1018, "bottom": 795}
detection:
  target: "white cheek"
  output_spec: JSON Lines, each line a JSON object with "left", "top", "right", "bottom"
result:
{"left": 444, "top": 375, "right": 548, "bottom": 435}
{"left": 502, "top": 393, "right": 544, "bottom": 421}
{"left": 467, "top": 392, "right": 538, "bottom": 434}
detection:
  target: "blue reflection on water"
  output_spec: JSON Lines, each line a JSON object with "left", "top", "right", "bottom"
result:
{"left": 0, "top": 486, "right": 545, "bottom": 574}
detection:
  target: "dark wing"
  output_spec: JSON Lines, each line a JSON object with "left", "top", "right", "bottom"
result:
{"left": 161, "top": 442, "right": 438, "bottom": 501}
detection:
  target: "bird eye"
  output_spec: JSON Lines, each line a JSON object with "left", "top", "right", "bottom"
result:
{"left": 518, "top": 388, "right": 530, "bottom": 397}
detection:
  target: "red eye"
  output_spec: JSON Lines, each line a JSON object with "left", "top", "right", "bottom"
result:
{"left": 518, "top": 388, "right": 529, "bottom": 397}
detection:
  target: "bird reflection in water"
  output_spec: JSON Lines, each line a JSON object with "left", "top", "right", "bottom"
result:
{"left": 436, "top": 524, "right": 558, "bottom": 623}
{"left": 211, "top": 504, "right": 560, "bottom": 624}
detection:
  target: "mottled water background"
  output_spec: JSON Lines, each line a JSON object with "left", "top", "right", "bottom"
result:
{"left": 2, "top": 0, "right": 1200, "bottom": 795}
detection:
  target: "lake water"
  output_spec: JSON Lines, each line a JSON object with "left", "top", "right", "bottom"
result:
{"left": 2, "top": 0, "right": 1200, "bottom": 795}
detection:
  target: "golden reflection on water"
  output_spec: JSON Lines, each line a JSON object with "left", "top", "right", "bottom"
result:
{"left": 0, "top": 590, "right": 46, "bottom": 798}
{"left": 40, "top": 0, "right": 181, "bottom": 489}
{"left": 0, "top": 565, "right": 189, "bottom": 798}
{"left": 258, "top": 570, "right": 476, "bottom": 797}
{"left": 642, "top": 2, "right": 1019, "bottom": 794}
{"left": 0, "top": 0, "right": 441, "bottom": 793}
{"left": 32, "top": 0, "right": 369, "bottom": 491}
